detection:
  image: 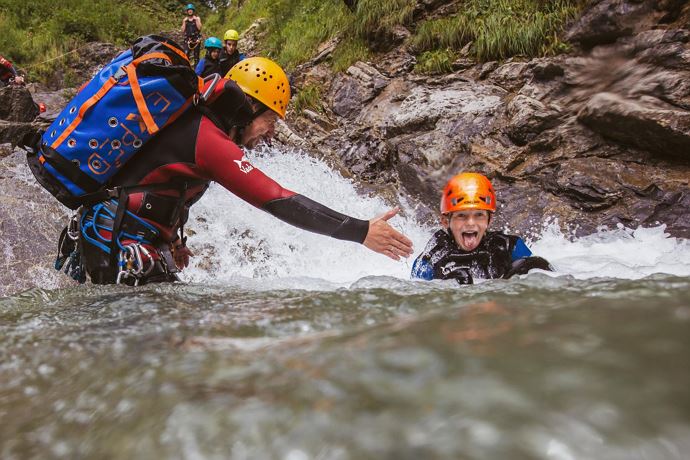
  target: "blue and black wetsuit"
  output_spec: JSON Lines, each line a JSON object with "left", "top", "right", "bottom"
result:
{"left": 411, "top": 229, "right": 549, "bottom": 284}
{"left": 219, "top": 50, "right": 245, "bottom": 76}
{"left": 195, "top": 56, "right": 222, "bottom": 78}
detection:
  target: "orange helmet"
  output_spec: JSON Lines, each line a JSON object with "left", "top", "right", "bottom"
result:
{"left": 440, "top": 172, "right": 496, "bottom": 214}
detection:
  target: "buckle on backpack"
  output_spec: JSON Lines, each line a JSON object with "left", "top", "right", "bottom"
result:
{"left": 113, "top": 66, "right": 127, "bottom": 81}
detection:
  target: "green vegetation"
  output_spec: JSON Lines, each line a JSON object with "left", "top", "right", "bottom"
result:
{"left": 0, "top": 0, "right": 178, "bottom": 82}
{"left": 415, "top": 49, "right": 456, "bottom": 75}
{"left": 352, "top": 0, "right": 416, "bottom": 39}
{"left": 207, "top": 0, "right": 414, "bottom": 71}
{"left": 330, "top": 37, "right": 371, "bottom": 73}
{"left": 292, "top": 84, "right": 324, "bottom": 114}
{"left": 0, "top": 0, "right": 585, "bottom": 84}
{"left": 210, "top": 0, "right": 583, "bottom": 75}
{"left": 410, "top": 0, "right": 583, "bottom": 64}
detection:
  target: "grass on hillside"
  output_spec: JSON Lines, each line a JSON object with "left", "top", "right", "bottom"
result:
{"left": 211, "top": 0, "right": 583, "bottom": 79}
{"left": 0, "top": 0, "right": 178, "bottom": 82}
{"left": 410, "top": 0, "right": 583, "bottom": 65}
{"left": 207, "top": 0, "right": 416, "bottom": 72}
{"left": 292, "top": 84, "right": 324, "bottom": 114}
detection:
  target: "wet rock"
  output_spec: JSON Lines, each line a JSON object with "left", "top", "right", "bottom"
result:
{"left": 529, "top": 59, "right": 566, "bottom": 81}
{"left": 489, "top": 61, "right": 529, "bottom": 92}
{"left": 505, "top": 95, "right": 561, "bottom": 146}
{"left": 30, "top": 85, "right": 72, "bottom": 123}
{"left": 275, "top": 119, "right": 306, "bottom": 146}
{"left": 478, "top": 61, "right": 499, "bottom": 80}
{"left": 330, "top": 62, "right": 390, "bottom": 118}
{"left": 0, "top": 119, "right": 48, "bottom": 147}
{"left": 0, "top": 85, "right": 39, "bottom": 122}
{"left": 566, "top": 0, "right": 655, "bottom": 49}
{"left": 0, "top": 149, "right": 72, "bottom": 297}
{"left": 577, "top": 92, "right": 690, "bottom": 160}
{"left": 375, "top": 48, "right": 416, "bottom": 77}
{"left": 46, "top": 42, "right": 121, "bottom": 90}
{"left": 0, "top": 143, "right": 12, "bottom": 159}
{"left": 634, "top": 29, "right": 690, "bottom": 70}
{"left": 374, "top": 80, "right": 505, "bottom": 140}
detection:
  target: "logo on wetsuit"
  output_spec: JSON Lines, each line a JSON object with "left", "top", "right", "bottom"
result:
{"left": 233, "top": 155, "right": 254, "bottom": 174}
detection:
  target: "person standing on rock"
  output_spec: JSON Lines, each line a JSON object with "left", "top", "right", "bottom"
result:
{"left": 412, "top": 173, "right": 552, "bottom": 284}
{"left": 195, "top": 37, "right": 223, "bottom": 77}
{"left": 181, "top": 3, "right": 202, "bottom": 65}
{"left": 219, "top": 29, "right": 246, "bottom": 76}
{"left": 0, "top": 55, "right": 25, "bottom": 87}
{"left": 56, "top": 57, "right": 413, "bottom": 285}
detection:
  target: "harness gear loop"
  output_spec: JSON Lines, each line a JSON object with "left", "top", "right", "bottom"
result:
{"left": 116, "top": 242, "right": 155, "bottom": 285}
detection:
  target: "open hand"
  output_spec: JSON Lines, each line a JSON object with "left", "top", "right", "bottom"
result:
{"left": 363, "top": 207, "right": 414, "bottom": 261}
{"left": 172, "top": 244, "right": 194, "bottom": 270}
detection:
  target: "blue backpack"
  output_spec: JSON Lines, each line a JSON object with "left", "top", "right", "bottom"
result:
{"left": 26, "top": 35, "right": 204, "bottom": 209}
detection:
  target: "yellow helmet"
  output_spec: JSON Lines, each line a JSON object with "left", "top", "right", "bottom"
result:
{"left": 226, "top": 57, "right": 290, "bottom": 118}
{"left": 223, "top": 29, "right": 240, "bottom": 41}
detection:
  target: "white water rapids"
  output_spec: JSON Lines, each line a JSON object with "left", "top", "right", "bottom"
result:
{"left": 182, "top": 146, "right": 690, "bottom": 287}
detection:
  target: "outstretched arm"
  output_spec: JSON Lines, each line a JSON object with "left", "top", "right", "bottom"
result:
{"left": 196, "top": 120, "right": 413, "bottom": 259}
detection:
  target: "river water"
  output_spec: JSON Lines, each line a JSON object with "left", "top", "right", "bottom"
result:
{"left": 2, "top": 147, "right": 690, "bottom": 459}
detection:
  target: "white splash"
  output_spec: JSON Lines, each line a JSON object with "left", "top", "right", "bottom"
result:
{"left": 530, "top": 222, "right": 690, "bottom": 280}
{"left": 183, "top": 146, "right": 432, "bottom": 286}
{"left": 182, "top": 146, "right": 690, "bottom": 286}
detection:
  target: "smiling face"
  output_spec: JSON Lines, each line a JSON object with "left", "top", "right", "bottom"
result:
{"left": 209, "top": 49, "right": 221, "bottom": 60}
{"left": 186, "top": 9, "right": 194, "bottom": 16}
{"left": 240, "top": 109, "right": 278, "bottom": 148}
{"left": 442, "top": 210, "right": 491, "bottom": 251}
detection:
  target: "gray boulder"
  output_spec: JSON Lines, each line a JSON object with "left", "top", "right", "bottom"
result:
{"left": 578, "top": 92, "right": 690, "bottom": 160}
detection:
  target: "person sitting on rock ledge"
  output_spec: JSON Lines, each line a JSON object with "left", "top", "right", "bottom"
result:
{"left": 0, "top": 55, "right": 25, "bottom": 87}
{"left": 412, "top": 173, "right": 552, "bottom": 284}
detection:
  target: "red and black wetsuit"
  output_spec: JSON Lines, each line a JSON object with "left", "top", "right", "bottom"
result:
{"left": 79, "top": 80, "right": 369, "bottom": 284}
{"left": 0, "top": 55, "right": 18, "bottom": 86}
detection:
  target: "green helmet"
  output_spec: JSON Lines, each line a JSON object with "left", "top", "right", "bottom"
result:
{"left": 223, "top": 29, "right": 240, "bottom": 42}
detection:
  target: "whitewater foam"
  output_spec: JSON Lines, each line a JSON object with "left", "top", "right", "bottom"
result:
{"left": 182, "top": 146, "right": 690, "bottom": 286}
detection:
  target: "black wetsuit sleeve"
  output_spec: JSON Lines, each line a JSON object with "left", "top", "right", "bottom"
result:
{"left": 263, "top": 194, "right": 369, "bottom": 244}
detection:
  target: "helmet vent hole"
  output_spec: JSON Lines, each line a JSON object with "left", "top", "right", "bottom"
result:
{"left": 269, "top": 75, "right": 273, "bottom": 79}
{"left": 263, "top": 78, "right": 267, "bottom": 81}
{"left": 255, "top": 90, "right": 259, "bottom": 93}
{"left": 256, "top": 74, "right": 260, "bottom": 77}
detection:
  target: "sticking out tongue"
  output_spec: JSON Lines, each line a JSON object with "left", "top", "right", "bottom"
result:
{"left": 461, "top": 231, "right": 479, "bottom": 250}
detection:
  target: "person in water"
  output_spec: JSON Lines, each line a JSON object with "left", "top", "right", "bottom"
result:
{"left": 219, "top": 29, "right": 245, "bottom": 76}
{"left": 181, "top": 3, "right": 202, "bottom": 65}
{"left": 0, "top": 55, "right": 25, "bottom": 87}
{"left": 411, "top": 173, "right": 551, "bottom": 284}
{"left": 195, "top": 37, "right": 223, "bottom": 77}
{"left": 60, "top": 57, "right": 413, "bottom": 285}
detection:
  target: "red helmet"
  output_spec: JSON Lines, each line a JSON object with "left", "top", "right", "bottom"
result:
{"left": 440, "top": 173, "right": 496, "bottom": 214}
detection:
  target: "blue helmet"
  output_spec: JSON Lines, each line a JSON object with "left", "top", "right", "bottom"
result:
{"left": 204, "top": 37, "right": 223, "bottom": 50}
{"left": 185, "top": 3, "right": 195, "bottom": 11}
